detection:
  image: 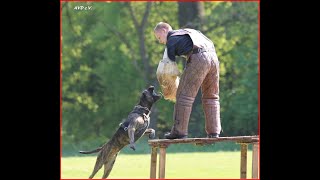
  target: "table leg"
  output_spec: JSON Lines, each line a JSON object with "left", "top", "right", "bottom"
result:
{"left": 240, "top": 143, "right": 248, "bottom": 179}
{"left": 158, "top": 147, "right": 167, "bottom": 179}
{"left": 252, "top": 142, "right": 259, "bottom": 178}
{"left": 150, "top": 147, "right": 158, "bottom": 179}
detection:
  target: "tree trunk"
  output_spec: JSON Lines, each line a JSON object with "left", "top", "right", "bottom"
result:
{"left": 178, "top": 2, "right": 205, "bottom": 30}
{"left": 126, "top": 2, "right": 160, "bottom": 133}
{"left": 127, "top": 2, "right": 152, "bottom": 84}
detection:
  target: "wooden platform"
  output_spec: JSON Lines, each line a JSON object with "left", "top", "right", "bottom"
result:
{"left": 148, "top": 135, "right": 259, "bottom": 179}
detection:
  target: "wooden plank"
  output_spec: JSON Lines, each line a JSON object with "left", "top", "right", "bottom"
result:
{"left": 252, "top": 142, "right": 259, "bottom": 178}
{"left": 240, "top": 143, "right": 248, "bottom": 179}
{"left": 148, "top": 136, "right": 259, "bottom": 146}
{"left": 158, "top": 147, "right": 167, "bottom": 179}
{"left": 150, "top": 147, "right": 158, "bottom": 179}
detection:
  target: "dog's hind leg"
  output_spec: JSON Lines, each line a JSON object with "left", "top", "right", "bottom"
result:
{"left": 88, "top": 152, "right": 104, "bottom": 179}
{"left": 88, "top": 145, "right": 112, "bottom": 179}
{"left": 102, "top": 152, "right": 119, "bottom": 178}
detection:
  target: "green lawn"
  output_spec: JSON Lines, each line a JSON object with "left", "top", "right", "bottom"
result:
{"left": 61, "top": 151, "right": 253, "bottom": 179}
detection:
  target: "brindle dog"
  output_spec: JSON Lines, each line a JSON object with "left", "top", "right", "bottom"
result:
{"left": 79, "top": 86, "right": 161, "bottom": 179}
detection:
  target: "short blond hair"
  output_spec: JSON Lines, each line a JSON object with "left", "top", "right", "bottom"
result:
{"left": 154, "top": 22, "right": 172, "bottom": 32}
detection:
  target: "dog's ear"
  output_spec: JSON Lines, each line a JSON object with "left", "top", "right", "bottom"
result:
{"left": 142, "top": 89, "right": 151, "bottom": 99}
{"left": 141, "top": 90, "right": 147, "bottom": 97}
{"left": 148, "top": 86, "right": 155, "bottom": 92}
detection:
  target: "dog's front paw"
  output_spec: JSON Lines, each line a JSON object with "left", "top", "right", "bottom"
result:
{"left": 129, "top": 143, "right": 136, "bottom": 151}
{"left": 149, "top": 129, "right": 155, "bottom": 139}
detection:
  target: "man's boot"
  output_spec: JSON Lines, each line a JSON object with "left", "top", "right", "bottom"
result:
{"left": 203, "top": 99, "right": 221, "bottom": 138}
{"left": 164, "top": 95, "right": 194, "bottom": 139}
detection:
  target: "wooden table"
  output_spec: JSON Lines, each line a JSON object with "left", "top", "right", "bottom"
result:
{"left": 148, "top": 136, "right": 259, "bottom": 179}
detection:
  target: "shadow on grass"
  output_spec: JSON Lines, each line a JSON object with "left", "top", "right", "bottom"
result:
{"left": 62, "top": 136, "right": 253, "bottom": 157}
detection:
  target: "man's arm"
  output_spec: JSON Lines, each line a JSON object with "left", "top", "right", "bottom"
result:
{"left": 166, "top": 37, "right": 178, "bottom": 61}
{"left": 166, "top": 35, "right": 193, "bottom": 61}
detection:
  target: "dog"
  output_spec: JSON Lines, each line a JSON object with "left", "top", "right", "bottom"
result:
{"left": 79, "top": 85, "right": 161, "bottom": 179}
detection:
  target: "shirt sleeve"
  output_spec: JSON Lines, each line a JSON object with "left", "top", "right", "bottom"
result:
{"left": 166, "top": 37, "right": 178, "bottom": 61}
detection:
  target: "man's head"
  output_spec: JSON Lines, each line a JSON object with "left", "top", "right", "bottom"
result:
{"left": 154, "top": 22, "right": 172, "bottom": 44}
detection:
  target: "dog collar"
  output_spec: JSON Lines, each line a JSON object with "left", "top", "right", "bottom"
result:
{"left": 133, "top": 105, "right": 151, "bottom": 116}
{"left": 119, "top": 105, "right": 151, "bottom": 131}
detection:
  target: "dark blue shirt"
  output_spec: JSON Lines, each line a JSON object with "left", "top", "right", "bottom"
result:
{"left": 166, "top": 30, "right": 193, "bottom": 61}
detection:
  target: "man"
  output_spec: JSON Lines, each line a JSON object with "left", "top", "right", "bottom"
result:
{"left": 154, "top": 22, "right": 221, "bottom": 139}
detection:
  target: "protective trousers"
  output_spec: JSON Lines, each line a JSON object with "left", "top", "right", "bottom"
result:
{"left": 169, "top": 51, "right": 221, "bottom": 136}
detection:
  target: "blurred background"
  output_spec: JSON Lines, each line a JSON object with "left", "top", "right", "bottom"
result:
{"left": 61, "top": 1, "right": 258, "bottom": 156}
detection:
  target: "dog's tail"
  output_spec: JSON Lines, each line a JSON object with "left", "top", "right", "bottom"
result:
{"left": 79, "top": 147, "right": 102, "bottom": 154}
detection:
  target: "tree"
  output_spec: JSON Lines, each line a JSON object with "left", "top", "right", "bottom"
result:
{"left": 178, "top": 2, "right": 205, "bottom": 30}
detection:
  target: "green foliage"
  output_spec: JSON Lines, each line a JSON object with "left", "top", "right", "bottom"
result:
{"left": 196, "top": 2, "right": 259, "bottom": 136}
{"left": 61, "top": 1, "right": 258, "bottom": 148}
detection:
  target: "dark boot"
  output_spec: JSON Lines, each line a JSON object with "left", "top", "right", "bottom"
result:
{"left": 164, "top": 95, "right": 194, "bottom": 139}
{"left": 207, "top": 133, "right": 219, "bottom": 138}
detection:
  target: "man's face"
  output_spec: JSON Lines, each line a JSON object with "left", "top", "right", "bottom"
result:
{"left": 154, "top": 29, "right": 167, "bottom": 44}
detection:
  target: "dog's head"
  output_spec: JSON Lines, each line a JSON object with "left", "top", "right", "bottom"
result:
{"left": 139, "top": 85, "right": 162, "bottom": 109}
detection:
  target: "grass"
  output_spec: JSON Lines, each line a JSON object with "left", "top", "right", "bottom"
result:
{"left": 61, "top": 151, "right": 254, "bottom": 179}
{"left": 62, "top": 137, "right": 257, "bottom": 179}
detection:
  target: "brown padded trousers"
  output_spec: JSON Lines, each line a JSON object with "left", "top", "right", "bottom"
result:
{"left": 169, "top": 50, "right": 221, "bottom": 136}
